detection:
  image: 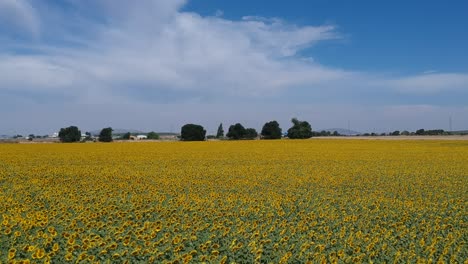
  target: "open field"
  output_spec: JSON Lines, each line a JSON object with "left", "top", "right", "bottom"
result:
{"left": 314, "top": 136, "right": 468, "bottom": 141}
{"left": 0, "top": 140, "right": 467, "bottom": 263}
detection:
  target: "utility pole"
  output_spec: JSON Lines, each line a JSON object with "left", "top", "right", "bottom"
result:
{"left": 449, "top": 116, "right": 453, "bottom": 132}
{"left": 347, "top": 120, "right": 351, "bottom": 136}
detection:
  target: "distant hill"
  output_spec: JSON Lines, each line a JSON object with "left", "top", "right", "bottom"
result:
{"left": 321, "top": 128, "right": 361, "bottom": 136}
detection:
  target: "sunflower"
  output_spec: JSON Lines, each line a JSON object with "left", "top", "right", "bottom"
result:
{"left": 8, "top": 248, "right": 16, "bottom": 259}
{"left": 52, "top": 243, "right": 59, "bottom": 252}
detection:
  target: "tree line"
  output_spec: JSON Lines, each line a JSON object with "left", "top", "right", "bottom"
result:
{"left": 179, "top": 118, "right": 315, "bottom": 141}
{"left": 55, "top": 119, "right": 455, "bottom": 143}
{"left": 56, "top": 118, "right": 319, "bottom": 142}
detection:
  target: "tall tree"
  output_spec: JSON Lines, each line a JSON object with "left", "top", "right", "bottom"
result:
{"left": 287, "top": 118, "right": 313, "bottom": 139}
{"left": 181, "top": 124, "right": 206, "bottom": 141}
{"left": 261, "top": 121, "right": 282, "bottom": 139}
{"left": 227, "top": 123, "right": 246, "bottom": 140}
{"left": 245, "top": 128, "right": 258, "bottom": 139}
{"left": 216, "top": 123, "right": 224, "bottom": 138}
{"left": 58, "top": 126, "right": 81, "bottom": 143}
{"left": 99, "top": 127, "right": 113, "bottom": 142}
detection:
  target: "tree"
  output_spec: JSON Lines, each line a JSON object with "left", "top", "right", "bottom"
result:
{"left": 147, "top": 131, "right": 160, "bottom": 140}
{"left": 216, "top": 123, "right": 224, "bottom": 138}
{"left": 332, "top": 131, "right": 339, "bottom": 136}
{"left": 391, "top": 130, "right": 400, "bottom": 136}
{"left": 261, "top": 121, "right": 282, "bottom": 139}
{"left": 58, "top": 126, "right": 81, "bottom": 143}
{"left": 287, "top": 118, "right": 313, "bottom": 139}
{"left": 99, "top": 127, "right": 113, "bottom": 142}
{"left": 401, "top": 130, "right": 410, "bottom": 136}
{"left": 83, "top": 132, "right": 93, "bottom": 141}
{"left": 122, "top": 132, "right": 131, "bottom": 140}
{"left": 181, "top": 124, "right": 206, "bottom": 141}
{"left": 227, "top": 123, "right": 246, "bottom": 140}
{"left": 415, "top": 129, "right": 425, "bottom": 135}
{"left": 245, "top": 128, "right": 258, "bottom": 139}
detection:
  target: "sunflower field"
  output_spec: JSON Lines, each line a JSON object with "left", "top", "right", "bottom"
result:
{"left": 0, "top": 140, "right": 467, "bottom": 263}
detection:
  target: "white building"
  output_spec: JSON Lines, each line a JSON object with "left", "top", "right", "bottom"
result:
{"left": 136, "top": 135, "right": 147, "bottom": 140}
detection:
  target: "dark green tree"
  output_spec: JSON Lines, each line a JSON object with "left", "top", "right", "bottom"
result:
{"left": 181, "top": 124, "right": 206, "bottom": 141}
{"left": 261, "top": 121, "right": 282, "bottom": 139}
{"left": 147, "top": 131, "right": 160, "bottom": 140}
{"left": 332, "top": 131, "right": 339, "bottom": 136}
{"left": 216, "top": 123, "right": 224, "bottom": 138}
{"left": 287, "top": 118, "right": 313, "bottom": 139}
{"left": 122, "top": 132, "right": 131, "bottom": 140}
{"left": 83, "top": 132, "right": 93, "bottom": 141}
{"left": 415, "top": 129, "right": 425, "bottom": 135}
{"left": 98, "top": 127, "right": 113, "bottom": 142}
{"left": 391, "top": 130, "right": 400, "bottom": 136}
{"left": 58, "top": 126, "right": 81, "bottom": 143}
{"left": 245, "top": 128, "right": 258, "bottom": 139}
{"left": 227, "top": 123, "right": 246, "bottom": 140}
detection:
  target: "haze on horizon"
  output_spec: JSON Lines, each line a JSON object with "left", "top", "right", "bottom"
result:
{"left": 1, "top": 0, "right": 467, "bottom": 135}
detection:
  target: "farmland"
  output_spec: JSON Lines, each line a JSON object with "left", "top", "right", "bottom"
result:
{"left": 0, "top": 140, "right": 467, "bottom": 263}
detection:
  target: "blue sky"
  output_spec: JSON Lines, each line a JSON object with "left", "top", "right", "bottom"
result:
{"left": 0, "top": 0, "right": 467, "bottom": 135}
{"left": 186, "top": 0, "right": 468, "bottom": 73}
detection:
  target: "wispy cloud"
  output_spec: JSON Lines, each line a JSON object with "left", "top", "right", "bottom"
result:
{"left": 388, "top": 73, "right": 468, "bottom": 94}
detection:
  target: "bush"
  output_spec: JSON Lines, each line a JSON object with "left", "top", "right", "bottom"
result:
{"left": 181, "top": 124, "right": 206, "bottom": 141}
{"left": 58, "top": 126, "right": 81, "bottom": 143}
{"left": 147, "top": 132, "right": 160, "bottom": 140}
{"left": 227, "top": 123, "right": 246, "bottom": 140}
{"left": 287, "top": 118, "right": 313, "bottom": 139}
{"left": 261, "top": 121, "right": 282, "bottom": 139}
{"left": 99, "top": 127, "right": 113, "bottom": 142}
{"left": 122, "top": 132, "right": 131, "bottom": 140}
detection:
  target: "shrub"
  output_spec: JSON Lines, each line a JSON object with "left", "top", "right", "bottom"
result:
{"left": 147, "top": 132, "right": 160, "bottom": 140}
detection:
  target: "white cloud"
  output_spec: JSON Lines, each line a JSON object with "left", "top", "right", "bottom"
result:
{"left": 0, "top": 0, "right": 40, "bottom": 37}
{"left": 389, "top": 73, "right": 468, "bottom": 94}
{"left": 0, "top": 1, "right": 347, "bottom": 100}
{"left": 0, "top": 55, "right": 78, "bottom": 91}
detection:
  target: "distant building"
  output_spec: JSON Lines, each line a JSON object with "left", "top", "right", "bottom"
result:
{"left": 136, "top": 135, "right": 148, "bottom": 140}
